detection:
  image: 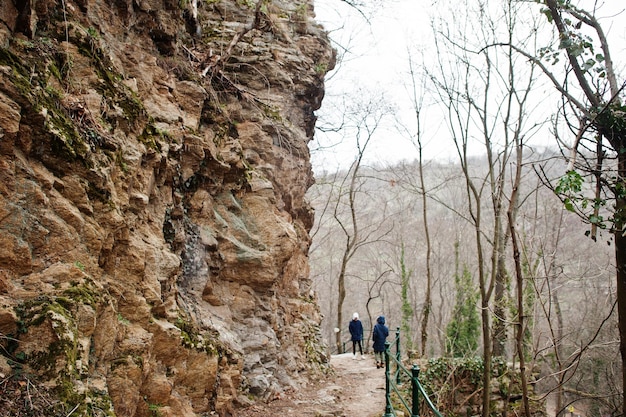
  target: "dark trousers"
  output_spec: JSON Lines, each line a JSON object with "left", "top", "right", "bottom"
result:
{"left": 352, "top": 340, "right": 363, "bottom": 355}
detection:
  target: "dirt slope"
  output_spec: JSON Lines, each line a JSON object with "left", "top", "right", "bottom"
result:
{"left": 238, "top": 353, "right": 387, "bottom": 417}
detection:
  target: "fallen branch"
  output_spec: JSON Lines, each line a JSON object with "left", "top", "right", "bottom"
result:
{"left": 201, "top": 0, "right": 265, "bottom": 78}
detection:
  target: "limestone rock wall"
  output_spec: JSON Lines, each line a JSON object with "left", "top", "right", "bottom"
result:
{"left": 0, "top": 0, "right": 335, "bottom": 415}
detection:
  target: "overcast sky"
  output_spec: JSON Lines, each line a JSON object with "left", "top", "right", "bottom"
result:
{"left": 310, "top": 0, "right": 626, "bottom": 173}
{"left": 311, "top": 0, "right": 429, "bottom": 171}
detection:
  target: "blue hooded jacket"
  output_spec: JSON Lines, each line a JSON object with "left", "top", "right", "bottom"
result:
{"left": 372, "top": 316, "right": 389, "bottom": 352}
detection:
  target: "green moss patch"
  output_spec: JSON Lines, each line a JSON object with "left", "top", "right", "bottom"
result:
{"left": 174, "top": 315, "right": 221, "bottom": 355}
{"left": 8, "top": 279, "right": 114, "bottom": 416}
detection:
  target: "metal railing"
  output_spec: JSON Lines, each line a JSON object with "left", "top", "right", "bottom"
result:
{"left": 383, "top": 328, "right": 444, "bottom": 417}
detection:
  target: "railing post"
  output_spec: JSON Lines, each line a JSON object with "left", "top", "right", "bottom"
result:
{"left": 384, "top": 341, "right": 393, "bottom": 417}
{"left": 411, "top": 365, "right": 420, "bottom": 417}
{"left": 395, "top": 327, "right": 401, "bottom": 384}
{"left": 342, "top": 341, "right": 345, "bottom": 354}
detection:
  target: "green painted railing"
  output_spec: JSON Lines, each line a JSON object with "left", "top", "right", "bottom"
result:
{"left": 383, "top": 328, "right": 444, "bottom": 417}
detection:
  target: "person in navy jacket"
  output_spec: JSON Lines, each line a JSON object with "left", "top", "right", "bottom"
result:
{"left": 372, "top": 315, "right": 389, "bottom": 368}
{"left": 349, "top": 312, "right": 364, "bottom": 360}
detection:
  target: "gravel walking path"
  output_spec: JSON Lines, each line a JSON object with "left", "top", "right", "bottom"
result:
{"left": 238, "top": 353, "right": 386, "bottom": 417}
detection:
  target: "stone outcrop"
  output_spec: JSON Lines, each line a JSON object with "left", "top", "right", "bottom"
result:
{"left": 0, "top": 0, "right": 335, "bottom": 415}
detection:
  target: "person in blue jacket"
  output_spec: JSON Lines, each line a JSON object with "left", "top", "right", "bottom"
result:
{"left": 349, "top": 312, "right": 364, "bottom": 360}
{"left": 372, "top": 315, "right": 389, "bottom": 369}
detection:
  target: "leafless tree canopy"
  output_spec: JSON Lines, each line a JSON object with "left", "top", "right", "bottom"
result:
{"left": 309, "top": 0, "right": 624, "bottom": 415}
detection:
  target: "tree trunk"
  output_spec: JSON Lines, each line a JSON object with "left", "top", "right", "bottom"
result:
{"left": 336, "top": 260, "right": 347, "bottom": 353}
{"left": 553, "top": 291, "right": 565, "bottom": 417}
{"left": 481, "top": 298, "right": 492, "bottom": 417}
{"left": 509, "top": 210, "right": 530, "bottom": 417}
{"left": 419, "top": 145, "right": 432, "bottom": 357}
{"left": 615, "top": 152, "right": 626, "bottom": 416}
{"left": 476, "top": 222, "right": 492, "bottom": 417}
{"left": 492, "top": 248, "right": 507, "bottom": 358}
{"left": 507, "top": 137, "right": 529, "bottom": 417}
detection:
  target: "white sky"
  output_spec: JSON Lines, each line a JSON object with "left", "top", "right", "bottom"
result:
{"left": 311, "top": 0, "right": 432, "bottom": 171}
{"left": 310, "top": 0, "right": 626, "bottom": 173}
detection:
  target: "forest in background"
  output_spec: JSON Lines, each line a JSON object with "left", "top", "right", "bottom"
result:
{"left": 310, "top": 150, "right": 616, "bottom": 351}
{"left": 307, "top": 0, "right": 625, "bottom": 416}
{"left": 308, "top": 151, "right": 618, "bottom": 413}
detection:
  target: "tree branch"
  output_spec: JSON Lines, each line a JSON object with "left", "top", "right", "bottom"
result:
{"left": 483, "top": 42, "right": 590, "bottom": 116}
{"left": 564, "top": 5, "right": 620, "bottom": 100}
{"left": 544, "top": 0, "right": 601, "bottom": 107}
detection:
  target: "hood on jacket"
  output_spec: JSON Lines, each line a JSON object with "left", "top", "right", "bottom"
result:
{"left": 377, "top": 316, "right": 385, "bottom": 325}
{"left": 353, "top": 312, "right": 359, "bottom": 320}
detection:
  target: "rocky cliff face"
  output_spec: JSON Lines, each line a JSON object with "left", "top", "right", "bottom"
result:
{"left": 0, "top": 0, "right": 335, "bottom": 415}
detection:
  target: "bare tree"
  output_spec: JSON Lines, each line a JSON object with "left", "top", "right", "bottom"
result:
{"left": 404, "top": 51, "right": 435, "bottom": 357}
{"left": 514, "top": 1, "right": 626, "bottom": 411}
{"left": 364, "top": 269, "right": 393, "bottom": 347}
{"left": 508, "top": 127, "right": 530, "bottom": 417}
{"left": 426, "top": 1, "right": 541, "bottom": 414}
{"left": 310, "top": 89, "right": 395, "bottom": 352}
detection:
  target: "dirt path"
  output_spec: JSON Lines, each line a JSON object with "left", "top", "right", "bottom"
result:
{"left": 238, "top": 353, "right": 387, "bottom": 417}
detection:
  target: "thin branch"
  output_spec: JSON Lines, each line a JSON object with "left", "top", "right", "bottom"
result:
{"left": 544, "top": 0, "right": 601, "bottom": 107}
{"left": 564, "top": 5, "right": 620, "bottom": 99}
{"left": 201, "top": 0, "right": 265, "bottom": 77}
{"left": 483, "top": 43, "right": 590, "bottom": 115}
